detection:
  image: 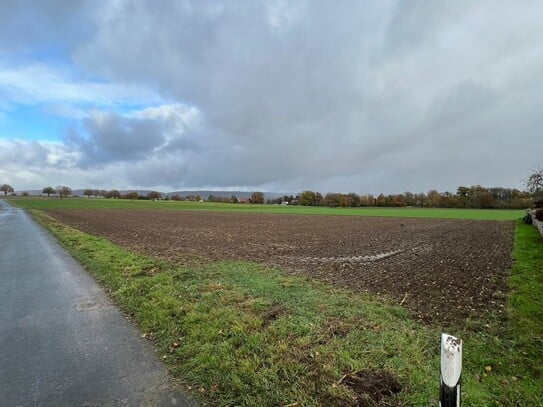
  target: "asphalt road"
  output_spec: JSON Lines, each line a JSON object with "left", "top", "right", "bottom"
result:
{"left": 0, "top": 200, "right": 195, "bottom": 407}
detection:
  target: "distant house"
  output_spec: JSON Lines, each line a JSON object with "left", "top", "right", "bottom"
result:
{"left": 239, "top": 198, "right": 252, "bottom": 204}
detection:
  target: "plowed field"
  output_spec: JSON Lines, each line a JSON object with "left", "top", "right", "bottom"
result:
{"left": 47, "top": 209, "right": 515, "bottom": 326}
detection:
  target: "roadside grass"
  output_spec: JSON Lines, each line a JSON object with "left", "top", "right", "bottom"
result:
{"left": 508, "top": 221, "right": 543, "bottom": 378}
{"left": 8, "top": 196, "right": 523, "bottom": 220}
{"left": 31, "top": 210, "right": 542, "bottom": 406}
{"left": 462, "top": 220, "right": 543, "bottom": 405}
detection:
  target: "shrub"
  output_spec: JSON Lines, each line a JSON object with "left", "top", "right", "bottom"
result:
{"left": 533, "top": 200, "right": 543, "bottom": 209}
{"left": 535, "top": 209, "right": 543, "bottom": 222}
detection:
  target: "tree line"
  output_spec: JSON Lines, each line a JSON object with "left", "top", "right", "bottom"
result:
{"left": 36, "top": 187, "right": 261, "bottom": 203}
{"left": 0, "top": 184, "right": 539, "bottom": 209}
{"left": 268, "top": 186, "right": 536, "bottom": 209}
{"left": 1, "top": 168, "right": 542, "bottom": 209}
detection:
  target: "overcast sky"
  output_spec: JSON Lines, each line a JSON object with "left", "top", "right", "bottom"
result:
{"left": 1, "top": 0, "right": 542, "bottom": 194}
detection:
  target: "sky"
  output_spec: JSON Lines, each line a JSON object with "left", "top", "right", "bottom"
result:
{"left": 1, "top": 0, "right": 542, "bottom": 194}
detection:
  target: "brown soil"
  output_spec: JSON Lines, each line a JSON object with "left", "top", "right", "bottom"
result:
{"left": 339, "top": 369, "right": 402, "bottom": 406}
{"left": 47, "top": 209, "right": 515, "bottom": 326}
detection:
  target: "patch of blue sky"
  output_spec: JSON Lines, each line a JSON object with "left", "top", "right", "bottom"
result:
{"left": 11, "top": 45, "right": 70, "bottom": 66}
{"left": 0, "top": 104, "right": 68, "bottom": 141}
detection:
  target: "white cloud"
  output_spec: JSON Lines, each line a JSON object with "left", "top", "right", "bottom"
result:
{"left": 0, "top": 139, "right": 78, "bottom": 168}
{"left": 0, "top": 63, "right": 162, "bottom": 109}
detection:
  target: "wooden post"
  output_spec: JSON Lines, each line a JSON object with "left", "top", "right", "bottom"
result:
{"left": 440, "top": 333, "right": 462, "bottom": 407}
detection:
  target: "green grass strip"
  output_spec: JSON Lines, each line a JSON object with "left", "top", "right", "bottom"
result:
{"left": 9, "top": 196, "right": 524, "bottom": 220}
{"left": 508, "top": 220, "right": 543, "bottom": 377}
{"left": 31, "top": 211, "right": 542, "bottom": 406}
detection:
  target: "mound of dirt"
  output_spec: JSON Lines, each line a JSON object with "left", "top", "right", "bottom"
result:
{"left": 339, "top": 369, "right": 402, "bottom": 406}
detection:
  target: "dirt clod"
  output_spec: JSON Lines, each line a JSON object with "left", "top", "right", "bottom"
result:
{"left": 262, "top": 304, "right": 288, "bottom": 327}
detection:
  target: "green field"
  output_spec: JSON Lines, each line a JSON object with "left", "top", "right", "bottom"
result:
{"left": 7, "top": 196, "right": 524, "bottom": 220}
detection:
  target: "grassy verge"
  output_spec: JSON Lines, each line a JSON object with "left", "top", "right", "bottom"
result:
{"left": 461, "top": 220, "right": 543, "bottom": 405}
{"left": 508, "top": 221, "right": 543, "bottom": 378}
{"left": 31, "top": 211, "right": 542, "bottom": 406}
{"left": 8, "top": 196, "right": 524, "bottom": 220}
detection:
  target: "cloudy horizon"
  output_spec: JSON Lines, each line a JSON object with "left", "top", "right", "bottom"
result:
{"left": 1, "top": 0, "right": 542, "bottom": 195}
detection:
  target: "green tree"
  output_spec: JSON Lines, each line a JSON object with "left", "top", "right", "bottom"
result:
{"left": 346, "top": 192, "right": 361, "bottom": 207}
{"left": 299, "top": 190, "right": 316, "bottom": 206}
{"left": 456, "top": 186, "right": 470, "bottom": 208}
{"left": 359, "top": 195, "right": 370, "bottom": 206}
{"left": 0, "top": 184, "right": 14, "bottom": 196}
{"left": 42, "top": 186, "right": 55, "bottom": 197}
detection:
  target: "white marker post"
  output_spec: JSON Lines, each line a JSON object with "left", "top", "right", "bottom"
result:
{"left": 440, "top": 333, "right": 462, "bottom": 407}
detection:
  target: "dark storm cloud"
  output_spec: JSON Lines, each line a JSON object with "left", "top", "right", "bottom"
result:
{"left": 74, "top": 0, "right": 402, "bottom": 188}
{"left": 69, "top": 0, "right": 543, "bottom": 192}
{"left": 71, "top": 112, "right": 166, "bottom": 165}
{"left": 64, "top": 105, "right": 202, "bottom": 168}
{"left": 4, "top": 0, "right": 543, "bottom": 192}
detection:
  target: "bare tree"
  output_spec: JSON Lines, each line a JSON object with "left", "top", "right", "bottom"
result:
{"left": 526, "top": 167, "right": 543, "bottom": 196}
{"left": 56, "top": 186, "right": 72, "bottom": 199}
{"left": 124, "top": 191, "right": 139, "bottom": 200}
{"left": 147, "top": 191, "right": 162, "bottom": 201}
{"left": 0, "top": 184, "right": 14, "bottom": 196}
{"left": 107, "top": 189, "right": 121, "bottom": 199}
{"left": 84, "top": 189, "right": 93, "bottom": 198}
